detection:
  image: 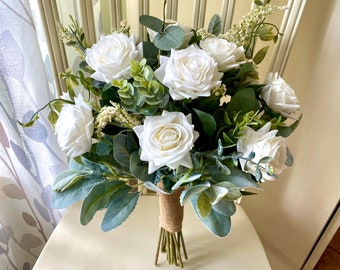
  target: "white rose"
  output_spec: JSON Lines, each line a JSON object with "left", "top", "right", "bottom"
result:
{"left": 133, "top": 111, "right": 199, "bottom": 174}
{"left": 154, "top": 46, "right": 223, "bottom": 100}
{"left": 237, "top": 123, "right": 288, "bottom": 181}
{"left": 260, "top": 72, "right": 300, "bottom": 119}
{"left": 85, "top": 33, "right": 139, "bottom": 83}
{"left": 55, "top": 94, "right": 94, "bottom": 158}
{"left": 199, "top": 37, "right": 245, "bottom": 72}
{"left": 147, "top": 20, "right": 194, "bottom": 49}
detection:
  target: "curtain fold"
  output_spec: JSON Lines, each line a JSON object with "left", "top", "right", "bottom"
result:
{"left": 0, "top": 1, "right": 67, "bottom": 269}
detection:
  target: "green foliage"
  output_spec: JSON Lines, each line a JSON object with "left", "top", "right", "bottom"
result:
{"left": 113, "top": 59, "right": 169, "bottom": 115}
{"left": 208, "top": 14, "right": 222, "bottom": 35}
{"left": 139, "top": 15, "right": 185, "bottom": 51}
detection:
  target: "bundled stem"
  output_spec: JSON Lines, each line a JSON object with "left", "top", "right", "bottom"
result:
{"left": 155, "top": 184, "right": 188, "bottom": 267}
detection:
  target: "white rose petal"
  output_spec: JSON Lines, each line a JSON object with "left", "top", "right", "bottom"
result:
{"left": 237, "top": 122, "right": 288, "bottom": 181}
{"left": 155, "top": 46, "right": 222, "bottom": 100}
{"left": 133, "top": 111, "right": 199, "bottom": 174}
{"left": 55, "top": 94, "right": 94, "bottom": 158}
{"left": 85, "top": 33, "right": 139, "bottom": 83}
{"left": 260, "top": 72, "right": 300, "bottom": 119}
{"left": 199, "top": 37, "right": 246, "bottom": 72}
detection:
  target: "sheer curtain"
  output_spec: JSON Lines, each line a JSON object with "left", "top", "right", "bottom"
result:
{"left": 0, "top": 1, "right": 66, "bottom": 269}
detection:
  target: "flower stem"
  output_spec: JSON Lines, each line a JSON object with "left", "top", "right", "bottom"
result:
{"left": 154, "top": 227, "right": 187, "bottom": 268}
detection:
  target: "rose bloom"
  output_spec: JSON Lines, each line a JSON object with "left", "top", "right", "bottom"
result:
{"left": 199, "top": 37, "right": 245, "bottom": 72}
{"left": 260, "top": 72, "right": 300, "bottom": 119}
{"left": 154, "top": 46, "right": 222, "bottom": 100}
{"left": 55, "top": 95, "right": 94, "bottom": 158}
{"left": 85, "top": 33, "right": 139, "bottom": 83}
{"left": 237, "top": 123, "right": 288, "bottom": 181}
{"left": 133, "top": 111, "right": 199, "bottom": 174}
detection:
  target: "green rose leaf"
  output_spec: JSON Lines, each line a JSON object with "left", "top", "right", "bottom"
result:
{"left": 194, "top": 108, "right": 217, "bottom": 136}
{"left": 253, "top": 46, "right": 270, "bottom": 65}
{"left": 153, "top": 26, "right": 185, "bottom": 51}
{"left": 113, "top": 134, "right": 130, "bottom": 168}
{"left": 80, "top": 181, "right": 128, "bottom": 226}
{"left": 101, "top": 192, "right": 139, "bottom": 231}
{"left": 285, "top": 147, "right": 294, "bottom": 166}
{"left": 227, "top": 88, "right": 260, "bottom": 114}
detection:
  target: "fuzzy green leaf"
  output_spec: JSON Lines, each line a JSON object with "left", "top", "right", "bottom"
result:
{"left": 179, "top": 182, "right": 210, "bottom": 206}
{"left": 197, "top": 191, "right": 211, "bottom": 218}
{"left": 80, "top": 181, "right": 127, "bottom": 226}
{"left": 191, "top": 194, "right": 231, "bottom": 237}
{"left": 53, "top": 169, "right": 92, "bottom": 192}
{"left": 101, "top": 192, "right": 139, "bottom": 231}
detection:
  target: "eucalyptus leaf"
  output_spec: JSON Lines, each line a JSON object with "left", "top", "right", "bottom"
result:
{"left": 153, "top": 26, "right": 185, "bottom": 51}
{"left": 208, "top": 14, "right": 222, "bottom": 35}
{"left": 139, "top": 15, "right": 164, "bottom": 33}
{"left": 101, "top": 192, "right": 139, "bottom": 231}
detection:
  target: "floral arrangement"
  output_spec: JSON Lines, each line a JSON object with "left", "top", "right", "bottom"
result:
{"left": 21, "top": 0, "right": 301, "bottom": 266}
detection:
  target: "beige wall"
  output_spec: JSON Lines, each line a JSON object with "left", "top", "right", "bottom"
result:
{"left": 242, "top": 0, "right": 340, "bottom": 269}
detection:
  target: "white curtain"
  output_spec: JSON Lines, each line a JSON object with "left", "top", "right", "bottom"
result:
{"left": 0, "top": 0, "right": 67, "bottom": 269}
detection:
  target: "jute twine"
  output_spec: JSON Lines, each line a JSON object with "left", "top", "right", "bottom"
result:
{"left": 158, "top": 183, "right": 184, "bottom": 233}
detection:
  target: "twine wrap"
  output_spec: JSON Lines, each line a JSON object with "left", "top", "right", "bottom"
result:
{"left": 158, "top": 185, "right": 184, "bottom": 233}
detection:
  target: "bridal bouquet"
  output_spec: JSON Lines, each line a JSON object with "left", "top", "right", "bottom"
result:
{"left": 20, "top": 0, "right": 301, "bottom": 267}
